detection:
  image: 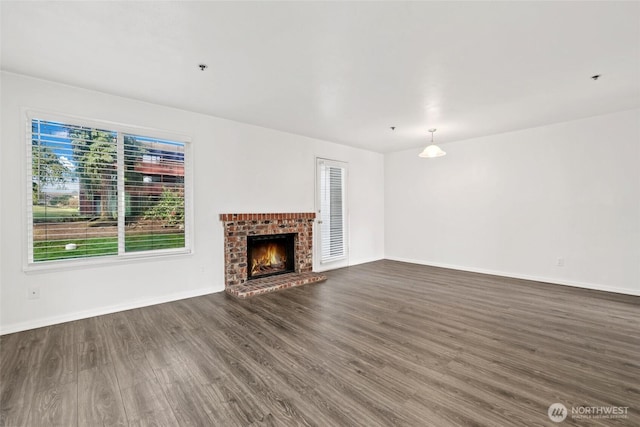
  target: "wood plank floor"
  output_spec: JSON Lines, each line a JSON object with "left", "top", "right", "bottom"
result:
{"left": 1, "top": 260, "right": 639, "bottom": 426}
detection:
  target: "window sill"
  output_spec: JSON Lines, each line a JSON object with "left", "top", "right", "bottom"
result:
{"left": 24, "top": 248, "right": 193, "bottom": 274}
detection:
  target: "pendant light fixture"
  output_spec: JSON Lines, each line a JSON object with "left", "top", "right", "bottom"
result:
{"left": 418, "top": 129, "right": 446, "bottom": 158}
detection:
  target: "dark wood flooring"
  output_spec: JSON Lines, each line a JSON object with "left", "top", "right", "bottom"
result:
{"left": 1, "top": 260, "right": 638, "bottom": 426}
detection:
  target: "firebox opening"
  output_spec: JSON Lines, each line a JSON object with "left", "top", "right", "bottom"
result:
{"left": 247, "top": 233, "right": 295, "bottom": 280}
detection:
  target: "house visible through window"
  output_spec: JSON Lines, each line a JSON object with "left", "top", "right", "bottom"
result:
{"left": 29, "top": 117, "right": 190, "bottom": 264}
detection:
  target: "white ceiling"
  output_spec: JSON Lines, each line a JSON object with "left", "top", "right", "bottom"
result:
{"left": 2, "top": 1, "right": 639, "bottom": 153}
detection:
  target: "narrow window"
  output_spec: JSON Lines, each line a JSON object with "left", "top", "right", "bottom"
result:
{"left": 317, "top": 158, "right": 347, "bottom": 263}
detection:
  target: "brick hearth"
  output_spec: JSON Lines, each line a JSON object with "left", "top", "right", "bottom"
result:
{"left": 226, "top": 272, "right": 327, "bottom": 299}
{"left": 220, "top": 212, "right": 326, "bottom": 297}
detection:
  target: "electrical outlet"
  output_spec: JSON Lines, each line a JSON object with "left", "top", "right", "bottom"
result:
{"left": 28, "top": 287, "right": 40, "bottom": 299}
{"left": 556, "top": 258, "right": 565, "bottom": 267}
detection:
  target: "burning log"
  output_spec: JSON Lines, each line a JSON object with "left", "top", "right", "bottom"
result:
{"left": 251, "top": 243, "right": 287, "bottom": 276}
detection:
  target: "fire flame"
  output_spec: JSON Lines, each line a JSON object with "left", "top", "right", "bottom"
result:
{"left": 251, "top": 243, "right": 286, "bottom": 276}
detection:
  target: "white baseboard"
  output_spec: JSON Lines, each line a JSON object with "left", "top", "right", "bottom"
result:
{"left": 4, "top": 257, "right": 634, "bottom": 335}
{"left": 385, "top": 256, "right": 640, "bottom": 297}
{"left": 0, "top": 287, "right": 221, "bottom": 335}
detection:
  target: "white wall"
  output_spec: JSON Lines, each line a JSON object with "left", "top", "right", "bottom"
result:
{"left": 385, "top": 109, "right": 640, "bottom": 295}
{"left": 0, "top": 72, "right": 385, "bottom": 334}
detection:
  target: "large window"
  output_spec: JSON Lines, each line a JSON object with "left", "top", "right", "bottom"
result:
{"left": 28, "top": 115, "right": 190, "bottom": 266}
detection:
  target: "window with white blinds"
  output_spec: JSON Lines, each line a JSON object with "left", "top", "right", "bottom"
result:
{"left": 318, "top": 159, "right": 347, "bottom": 263}
{"left": 28, "top": 116, "right": 190, "bottom": 265}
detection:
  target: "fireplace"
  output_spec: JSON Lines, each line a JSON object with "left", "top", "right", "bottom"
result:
{"left": 247, "top": 233, "right": 295, "bottom": 280}
{"left": 220, "top": 213, "right": 325, "bottom": 297}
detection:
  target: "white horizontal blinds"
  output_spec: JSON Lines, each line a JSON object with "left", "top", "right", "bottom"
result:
{"left": 30, "top": 119, "right": 118, "bottom": 262}
{"left": 29, "top": 118, "right": 189, "bottom": 264}
{"left": 123, "top": 135, "right": 186, "bottom": 253}
{"left": 320, "top": 161, "right": 346, "bottom": 263}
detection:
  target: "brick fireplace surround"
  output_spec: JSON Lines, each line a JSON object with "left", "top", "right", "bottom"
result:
{"left": 220, "top": 213, "right": 327, "bottom": 298}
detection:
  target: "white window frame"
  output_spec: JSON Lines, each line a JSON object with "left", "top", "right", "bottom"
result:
{"left": 314, "top": 157, "right": 349, "bottom": 272}
{"left": 23, "top": 109, "right": 194, "bottom": 272}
